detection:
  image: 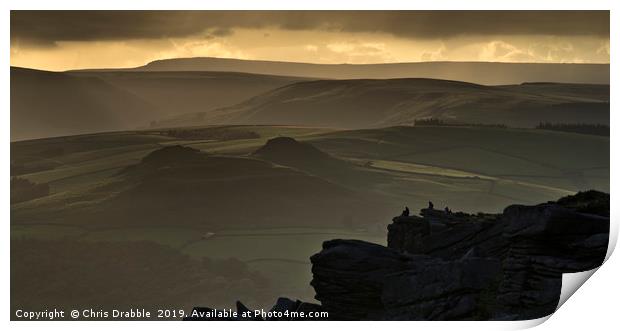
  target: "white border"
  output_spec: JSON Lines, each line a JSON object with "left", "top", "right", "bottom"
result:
{"left": 2, "top": 1, "right": 616, "bottom": 330}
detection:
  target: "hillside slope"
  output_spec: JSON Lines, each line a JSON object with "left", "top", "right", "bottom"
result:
{"left": 11, "top": 144, "right": 391, "bottom": 228}
{"left": 173, "top": 79, "right": 609, "bottom": 129}
{"left": 70, "top": 71, "right": 307, "bottom": 125}
{"left": 11, "top": 67, "right": 307, "bottom": 140}
{"left": 11, "top": 67, "right": 157, "bottom": 141}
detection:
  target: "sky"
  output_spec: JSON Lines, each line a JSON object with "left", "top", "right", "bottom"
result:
{"left": 10, "top": 11, "right": 610, "bottom": 71}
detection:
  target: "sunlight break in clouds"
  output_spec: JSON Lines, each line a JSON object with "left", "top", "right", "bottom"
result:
{"left": 10, "top": 28, "right": 610, "bottom": 71}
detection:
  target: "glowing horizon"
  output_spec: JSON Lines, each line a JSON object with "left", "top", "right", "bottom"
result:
{"left": 11, "top": 11, "right": 610, "bottom": 71}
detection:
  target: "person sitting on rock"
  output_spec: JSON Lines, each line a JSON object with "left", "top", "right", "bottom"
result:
{"left": 428, "top": 201, "right": 434, "bottom": 210}
{"left": 401, "top": 206, "right": 410, "bottom": 217}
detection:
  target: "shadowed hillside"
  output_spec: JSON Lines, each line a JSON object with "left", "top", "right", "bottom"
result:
{"left": 253, "top": 137, "right": 346, "bottom": 170}
{"left": 252, "top": 136, "right": 389, "bottom": 189}
{"left": 10, "top": 67, "right": 157, "bottom": 141}
{"left": 11, "top": 67, "right": 307, "bottom": 140}
{"left": 167, "top": 79, "right": 609, "bottom": 129}
{"left": 11, "top": 239, "right": 273, "bottom": 317}
{"left": 13, "top": 145, "right": 391, "bottom": 228}
{"left": 14, "top": 63, "right": 609, "bottom": 140}
{"left": 70, "top": 71, "right": 307, "bottom": 127}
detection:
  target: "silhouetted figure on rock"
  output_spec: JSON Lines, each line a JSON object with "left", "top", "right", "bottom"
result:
{"left": 401, "top": 206, "right": 410, "bottom": 217}
{"left": 445, "top": 206, "right": 452, "bottom": 214}
{"left": 428, "top": 201, "right": 434, "bottom": 210}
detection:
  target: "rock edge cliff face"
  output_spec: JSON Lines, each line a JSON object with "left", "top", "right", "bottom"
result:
{"left": 311, "top": 191, "right": 609, "bottom": 320}
{"left": 187, "top": 191, "right": 609, "bottom": 321}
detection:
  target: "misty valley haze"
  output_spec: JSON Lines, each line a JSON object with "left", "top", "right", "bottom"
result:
{"left": 10, "top": 58, "right": 610, "bottom": 141}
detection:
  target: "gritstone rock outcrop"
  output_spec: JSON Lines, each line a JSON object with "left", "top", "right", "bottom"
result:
{"left": 310, "top": 191, "right": 609, "bottom": 320}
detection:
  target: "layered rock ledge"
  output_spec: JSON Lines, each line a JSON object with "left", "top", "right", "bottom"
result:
{"left": 310, "top": 190, "right": 609, "bottom": 320}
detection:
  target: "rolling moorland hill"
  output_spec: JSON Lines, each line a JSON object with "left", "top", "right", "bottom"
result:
{"left": 13, "top": 60, "right": 609, "bottom": 141}
{"left": 10, "top": 67, "right": 307, "bottom": 141}
{"left": 10, "top": 67, "right": 156, "bottom": 141}
{"left": 161, "top": 78, "right": 609, "bottom": 129}
{"left": 133, "top": 57, "right": 610, "bottom": 85}
{"left": 69, "top": 70, "right": 308, "bottom": 120}
{"left": 12, "top": 143, "right": 391, "bottom": 228}
{"left": 10, "top": 125, "right": 608, "bottom": 228}
{"left": 252, "top": 136, "right": 387, "bottom": 188}
{"left": 309, "top": 125, "right": 609, "bottom": 195}
{"left": 253, "top": 136, "right": 350, "bottom": 172}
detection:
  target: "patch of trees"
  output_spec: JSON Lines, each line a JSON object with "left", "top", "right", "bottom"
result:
{"left": 535, "top": 122, "right": 609, "bottom": 136}
{"left": 10, "top": 177, "right": 50, "bottom": 204}
{"left": 163, "top": 128, "right": 260, "bottom": 141}
{"left": 414, "top": 118, "right": 507, "bottom": 129}
{"left": 11, "top": 239, "right": 272, "bottom": 318}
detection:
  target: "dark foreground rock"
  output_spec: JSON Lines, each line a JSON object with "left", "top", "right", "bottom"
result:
{"left": 495, "top": 201, "right": 609, "bottom": 319}
{"left": 310, "top": 239, "right": 502, "bottom": 320}
{"left": 310, "top": 190, "right": 609, "bottom": 320}
{"left": 310, "top": 239, "right": 419, "bottom": 320}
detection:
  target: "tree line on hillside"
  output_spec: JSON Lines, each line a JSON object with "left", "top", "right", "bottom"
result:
{"left": 413, "top": 118, "right": 507, "bottom": 128}
{"left": 535, "top": 122, "right": 609, "bottom": 136}
{"left": 412, "top": 118, "right": 609, "bottom": 137}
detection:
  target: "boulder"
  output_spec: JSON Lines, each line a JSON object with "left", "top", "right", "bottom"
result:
{"left": 310, "top": 239, "right": 502, "bottom": 320}
{"left": 387, "top": 215, "right": 430, "bottom": 254}
{"left": 388, "top": 209, "right": 507, "bottom": 260}
{"left": 310, "top": 239, "right": 418, "bottom": 320}
{"left": 381, "top": 257, "right": 501, "bottom": 320}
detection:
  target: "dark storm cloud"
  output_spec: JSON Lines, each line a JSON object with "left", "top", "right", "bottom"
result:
{"left": 11, "top": 10, "right": 609, "bottom": 45}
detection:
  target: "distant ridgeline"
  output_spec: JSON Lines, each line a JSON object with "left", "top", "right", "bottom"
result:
{"left": 535, "top": 122, "right": 610, "bottom": 136}
{"left": 187, "top": 190, "right": 609, "bottom": 321}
